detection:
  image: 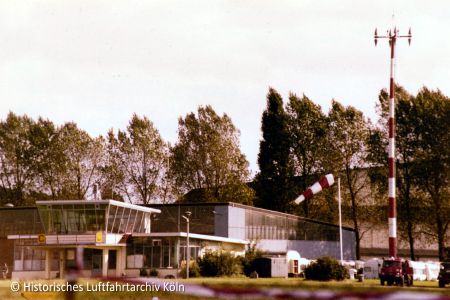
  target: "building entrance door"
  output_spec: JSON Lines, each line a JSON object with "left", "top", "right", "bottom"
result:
{"left": 293, "top": 260, "right": 299, "bottom": 274}
{"left": 92, "top": 253, "right": 102, "bottom": 277}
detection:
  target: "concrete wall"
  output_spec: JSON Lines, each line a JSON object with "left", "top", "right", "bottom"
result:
{"left": 287, "top": 240, "right": 354, "bottom": 260}
{"left": 213, "top": 205, "right": 246, "bottom": 240}
{"left": 213, "top": 205, "right": 229, "bottom": 237}
{"left": 227, "top": 206, "right": 246, "bottom": 240}
{"left": 12, "top": 271, "right": 58, "bottom": 280}
{"left": 257, "top": 240, "right": 289, "bottom": 253}
{"left": 257, "top": 233, "right": 356, "bottom": 260}
{"left": 290, "top": 228, "right": 356, "bottom": 260}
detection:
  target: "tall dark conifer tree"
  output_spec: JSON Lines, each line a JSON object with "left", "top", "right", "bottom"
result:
{"left": 255, "top": 88, "right": 294, "bottom": 213}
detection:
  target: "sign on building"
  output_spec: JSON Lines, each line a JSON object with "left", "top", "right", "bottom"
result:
{"left": 37, "top": 234, "right": 46, "bottom": 244}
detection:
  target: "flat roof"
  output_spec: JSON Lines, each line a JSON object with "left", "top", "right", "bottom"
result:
{"left": 36, "top": 199, "right": 161, "bottom": 214}
{"left": 8, "top": 232, "right": 248, "bottom": 246}
{"left": 133, "top": 232, "right": 248, "bottom": 244}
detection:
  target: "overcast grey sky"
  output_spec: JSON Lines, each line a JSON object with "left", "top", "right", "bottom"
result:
{"left": 1, "top": 1, "right": 449, "bottom": 174}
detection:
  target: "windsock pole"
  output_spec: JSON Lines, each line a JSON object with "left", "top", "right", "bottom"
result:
{"left": 388, "top": 31, "right": 397, "bottom": 259}
{"left": 294, "top": 174, "right": 334, "bottom": 204}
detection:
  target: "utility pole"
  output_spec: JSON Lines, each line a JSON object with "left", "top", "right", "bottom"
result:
{"left": 374, "top": 26, "right": 411, "bottom": 258}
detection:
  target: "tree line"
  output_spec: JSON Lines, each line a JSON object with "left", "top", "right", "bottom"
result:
{"left": 0, "top": 85, "right": 448, "bottom": 260}
{"left": 0, "top": 106, "right": 253, "bottom": 206}
{"left": 369, "top": 86, "right": 449, "bottom": 261}
{"left": 254, "top": 86, "right": 449, "bottom": 260}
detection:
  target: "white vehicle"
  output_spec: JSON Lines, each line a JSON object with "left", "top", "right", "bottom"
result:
{"left": 409, "top": 261, "right": 426, "bottom": 281}
{"left": 363, "top": 258, "right": 382, "bottom": 279}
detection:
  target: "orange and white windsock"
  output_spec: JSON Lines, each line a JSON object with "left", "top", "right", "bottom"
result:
{"left": 294, "top": 174, "right": 335, "bottom": 204}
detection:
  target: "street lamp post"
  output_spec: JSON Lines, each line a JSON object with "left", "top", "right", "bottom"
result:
{"left": 182, "top": 211, "right": 192, "bottom": 279}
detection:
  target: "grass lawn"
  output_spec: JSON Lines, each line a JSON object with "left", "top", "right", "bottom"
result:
{"left": 1, "top": 277, "right": 449, "bottom": 299}
{"left": 183, "top": 277, "right": 450, "bottom": 297}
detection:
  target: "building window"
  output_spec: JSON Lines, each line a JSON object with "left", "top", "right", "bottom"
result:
{"left": 14, "top": 241, "right": 45, "bottom": 271}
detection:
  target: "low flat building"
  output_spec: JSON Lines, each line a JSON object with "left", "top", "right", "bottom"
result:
{"left": 1, "top": 201, "right": 356, "bottom": 279}
{"left": 147, "top": 202, "right": 356, "bottom": 260}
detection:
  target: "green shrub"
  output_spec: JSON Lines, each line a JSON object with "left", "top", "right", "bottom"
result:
{"left": 240, "top": 244, "right": 264, "bottom": 276}
{"left": 179, "top": 260, "right": 201, "bottom": 278}
{"left": 139, "top": 268, "right": 148, "bottom": 277}
{"left": 304, "top": 256, "right": 348, "bottom": 281}
{"left": 149, "top": 268, "right": 159, "bottom": 277}
{"left": 198, "top": 251, "right": 242, "bottom": 277}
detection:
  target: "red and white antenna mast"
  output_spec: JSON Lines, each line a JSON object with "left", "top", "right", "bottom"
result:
{"left": 374, "top": 24, "right": 412, "bottom": 258}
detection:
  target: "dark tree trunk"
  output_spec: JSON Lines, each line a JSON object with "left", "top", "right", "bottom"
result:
{"left": 436, "top": 216, "right": 445, "bottom": 261}
{"left": 407, "top": 220, "right": 415, "bottom": 261}
{"left": 403, "top": 186, "right": 416, "bottom": 260}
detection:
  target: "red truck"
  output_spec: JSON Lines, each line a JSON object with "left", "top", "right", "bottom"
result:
{"left": 379, "top": 257, "right": 413, "bottom": 286}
